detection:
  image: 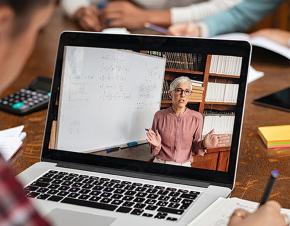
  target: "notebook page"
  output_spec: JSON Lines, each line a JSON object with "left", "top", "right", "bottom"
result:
{"left": 188, "top": 197, "right": 290, "bottom": 226}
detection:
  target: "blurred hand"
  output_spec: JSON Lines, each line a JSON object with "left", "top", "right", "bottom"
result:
{"left": 228, "top": 201, "right": 288, "bottom": 226}
{"left": 74, "top": 6, "right": 102, "bottom": 31}
{"left": 203, "top": 130, "right": 231, "bottom": 149}
{"left": 251, "top": 29, "right": 290, "bottom": 47}
{"left": 146, "top": 129, "right": 161, "bottom": 148}
{"left": 169, "top": 22, "right": 201, "bottom": 37}
{"left": 102, "top": 1, "right": 146, "bottom": 29}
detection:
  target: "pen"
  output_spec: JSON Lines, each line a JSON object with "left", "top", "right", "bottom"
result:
{"left": 144, "top": 23, "right": 170, "bottom": 35}
{"left": 145, "top": 128, "right": 149, "bottom": 132}
{"left": 259, "top": 170, "right": 279, "bottom": 207}
{"left": 96, "top": 0, "right": 107, "bottom": 9}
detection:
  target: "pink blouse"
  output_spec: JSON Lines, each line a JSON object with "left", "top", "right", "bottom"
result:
{"left": 151, "top": 107, "right": 203, "bottom": 163}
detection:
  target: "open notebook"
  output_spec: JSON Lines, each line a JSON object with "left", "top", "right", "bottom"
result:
{"left": 188, "top": 197, "right": 290, "bottom": 226}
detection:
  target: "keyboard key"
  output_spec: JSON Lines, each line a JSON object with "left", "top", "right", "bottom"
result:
{"left": 68, "top": 193, "right": 79, "bottom": 199}
{"left": 100, "top": 198, "right": 112, "bottom": 204}
{"left": 154, "top": 212, "right": 167, "bottom": 219}
{"left": 38, "top": 188, "right": 49, "bottom": 193}
{"left": 180, "top": 194, "right": 197, "bottom": 200}
{"left": 62, "top": 181, "right": 74, "bottom": 186}
{"left": 51, "top": 179, "right": 62, "bottom": 184}
{"left": 111, "top": 194, "right": 123, "bottom": 199}
{"left": 90, "top": 191, "right": 101, "bottom": 196}
{"left": 178, "top": 189, "right": 189, "bottom": 193}
{"left": 37, "top": 194, "right": 50, "bottom": 200}
{"left": 61, "top": 198, "right": 117, "bottom": 211}
{"left": 169, "top": 192, "right": 181, "bottom": 197}
{"left": 101, "top": 192, "right": 112, "bottom": 198}
{"left": 156, "top": 201, "right": 168, "bottom": 207}
{"left": 89, "top": 196, "right": 101, "bottom": 202}
{"left": 142, "top": 213, "right": 153, "bottom": 217}
{"left": 132, "top": 183, "right": 142, "bottom": 187}
{"left": 155, "top": 186, "right": 165, "bottom": 190}
{"left": 116, "top": 207, "right": 132, "bottom": 213}
{"left": 79, "top": 189, "right": 90, "bottom": 194}
{"left": 167, "top": 217, "right": 178, "bottom": 221}
{"left": 27, "top": 192, "right": 40, "bottom": 198}
{"left": 82, "top": 184, "right": 94, "bottom": 189}
{"left": 145, "top": 205, "right": 158, "bottom": 211}
{"left": 114, "top": 189, "right": 125, "bottom": 194}
{"left": 47, "top": 189, "right": 59, "bottom": 195}
{"left": 113, "top": 184, "right": 125, "bottom": 189}
{"left": 170, "top": 197, "right": 182, "bottom": 203}
{"left": 79, "top": 195, "right": 90, "bottom": 200}
{"left": 58, "top": 191, "right": 69, "bottom": 197}
{"left": 58, "top": 186, "right": 70, "bottom": 191}
{"left": 48, "top": 196, "right": 63, "bottom": 202}
{"left": 111, "top": 200, "right": 123, "bottom": 205}
{"left": 68, "top": 187, "right": 80, "bottom": 193}
{"left": 133, "top": 198, "right": 145, "bottom": 203}
{"left": 180, "top": 204, "right": 190, "bottom": 210}
{"left": 147, "top": 189, "right": 158, "bottom": 194}
{"left": 147, "top": 194, "right": 158, "bottom": 199}
{"left": 71, "top": 183, "right": 82, "bottom": 188}
{"left": 157, "top": 190, "right": 169, "bottom": 196}
{"left": 145, "top": 199, "right": 156, "bottom": 205}
{"left": 136, "top": 192, "right": 147, "bottom": 198}
{"left": 182, "top": 199, "right": 194, "bottom": 205}
{"left": 135, "top": 187, "right": 146, "bottom": 192}
{"left": 103, "top": 187, "right": 114, "bottom": 193}
{"left": 122, "top": 196, "right": 134, "bottom": 201}
{"left": 189, "top": 191, "right": 200, "bottom": 195}
{"left": 124, "top": 191, "right": 136, "bottom": 196}
{"left": 134, "top": 203, "right": 146, "bottom": 209}
{"left": 157, "top": 207, "right": 184, "bottom": 215}
{"left": 122, "top": 202, "right": 134, "bottom": 207}
{"left": 48, "top": 184, "right": 59, "bottom": 190}
{"left": 168, "top": 202, "right": 180, "bottom": 209}
{"left": 26, "top": 185, "right": 38, "bottom": 191}
{"left": 31, "top": 181, "right": 49, "bottom": 188}
{"left": 37, "top": 177, "right": 53, "bottom": 183}
{"left": 130, "top": 209, "right": 143, "bottom": 215}
{"left": 158, "top": 195, "right": 170, "bottom": 201}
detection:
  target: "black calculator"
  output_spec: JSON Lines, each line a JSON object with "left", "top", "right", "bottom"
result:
{"left": 0, "top": 76, "right": 52, "bottom": 115}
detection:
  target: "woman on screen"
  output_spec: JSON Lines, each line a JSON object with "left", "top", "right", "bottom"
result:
{"left": 146, "top": 76, "right": 229, "bottom": 167}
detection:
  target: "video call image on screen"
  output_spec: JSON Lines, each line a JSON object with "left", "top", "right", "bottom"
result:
{"left": 49, "top": 46, "right": 243, "bottom": 172}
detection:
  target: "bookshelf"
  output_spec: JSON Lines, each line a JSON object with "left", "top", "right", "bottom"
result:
{"left": 142, "top": 51, "right": 242, "bottom": 172}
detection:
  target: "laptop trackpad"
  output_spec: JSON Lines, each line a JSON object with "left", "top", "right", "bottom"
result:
{"left": 47, "top": 209, "right": 116, "bottom": 226}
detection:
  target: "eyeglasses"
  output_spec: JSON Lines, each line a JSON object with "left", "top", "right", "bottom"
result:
{"left": 174, "top": 88, "right": 192, "bottom": 96}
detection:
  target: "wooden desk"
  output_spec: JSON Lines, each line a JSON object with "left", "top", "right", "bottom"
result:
{"left": 1, "top": 9, "right": 290, "bottom": 207}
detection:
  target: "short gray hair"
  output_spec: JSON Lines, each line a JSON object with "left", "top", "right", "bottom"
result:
{"left": 169, "top": 76, "right": 192, "bottom": 92}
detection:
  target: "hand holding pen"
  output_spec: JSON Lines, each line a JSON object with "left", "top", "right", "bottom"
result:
{"left": 228, "top": 170, "right": 290, "bottom": 226}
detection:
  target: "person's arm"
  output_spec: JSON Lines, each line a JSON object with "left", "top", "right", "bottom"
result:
{"left": 0, "top": 154, "right": 51, "bottom": 226}
{"left": 170, "top": 0, "right": 241, "bottom": 24}
{"left": 191, "top": 114, "right": 204, "bottom": 155}
{"left": 61, "top": 0, "right": 90, "bottom": 17}
{"left": 146, "top": 113, "right": 162, "bottom": 156}
{"left": 203, "top": 0, "right": 283, "bottom": 37}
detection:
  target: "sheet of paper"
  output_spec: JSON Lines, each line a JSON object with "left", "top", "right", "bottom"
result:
{"left": 189, "top": 197, "right": 290, "bottom": 226}
{"left": 102, "top": 28, "right": 130, "bottom": 34}
{"left": 248, "top": 66, "right": 264, "bottom": 83}
{"left": 0, "top": 125, "right": 26, "bottom": 161}
{"left": 212, "top": 33, "right": 290, "bottom": 60}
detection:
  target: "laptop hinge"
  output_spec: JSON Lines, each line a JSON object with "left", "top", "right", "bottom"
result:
{"left": 56, "top": 161, "right": 210, "bottom": 188}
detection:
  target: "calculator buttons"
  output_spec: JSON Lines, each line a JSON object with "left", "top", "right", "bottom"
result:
{"left": 12, "top": 102, "right": 25, "bottom": 109}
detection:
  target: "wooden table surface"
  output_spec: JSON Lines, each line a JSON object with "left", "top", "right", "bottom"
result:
{"left": 1, "top": 8, "right": 290, "bottom": 208}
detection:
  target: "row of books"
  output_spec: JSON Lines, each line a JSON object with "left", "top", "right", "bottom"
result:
{"left": 205, "top": 82, "right": 239, "bottom": 103}
{"left": 142, "top": 51, "right": 205, "bottom": 71}
{"left": 162, "top": 79, "right": 204, "bottom": 102}
{"left": 209, "top": 55, "right": 242, "bottom": 76}
{"left": 202, "top": 113, "right": 235, "bottom": 136}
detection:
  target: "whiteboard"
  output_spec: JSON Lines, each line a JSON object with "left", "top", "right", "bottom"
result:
{"left": 56, "top": 46, "right": 166, "bottom": 152}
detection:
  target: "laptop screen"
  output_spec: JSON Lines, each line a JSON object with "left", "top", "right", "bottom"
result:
{"left": 43, "top": 33, "right": 250, "bottom": 187}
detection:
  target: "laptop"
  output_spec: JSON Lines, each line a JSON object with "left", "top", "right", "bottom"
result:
{"left": 18, "top": 32, "right": 251, "bottom": 226}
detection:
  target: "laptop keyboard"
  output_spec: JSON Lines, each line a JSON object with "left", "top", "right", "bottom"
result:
{"left": 24, "top": 170, "right": 200, "bottom": 221}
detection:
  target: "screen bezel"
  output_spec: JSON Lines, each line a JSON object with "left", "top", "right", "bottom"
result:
{"left": 42, "top": 32, "right": 251, "bottom": 188}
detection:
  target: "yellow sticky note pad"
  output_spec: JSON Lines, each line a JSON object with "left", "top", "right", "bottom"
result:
{"left": 258, "top": 125, "right": 290, "bottom": 149}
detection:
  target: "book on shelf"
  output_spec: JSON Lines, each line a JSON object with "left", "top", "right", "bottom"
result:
{"left": 141, "top": 50, "right": 205, "bottom": 71}
{"left": 202, "top": 111, "right": 235, "bottom": 137}
{"left": 205, "top": 82, "right": 239, "bottom": 103}
{"left": 210, "top": 55, "right": 242, "bottom": 76}
{"left": 212, "top": 32, "right": 290, "bottom": 60}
